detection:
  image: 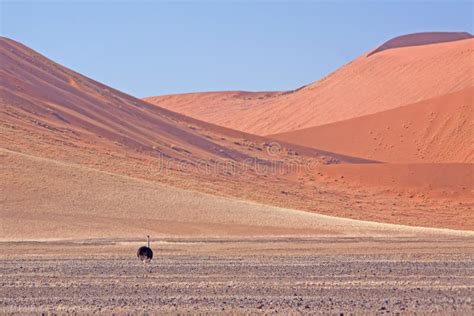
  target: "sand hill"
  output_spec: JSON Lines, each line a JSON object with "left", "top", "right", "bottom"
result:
{"left": 1, "top": 35, "right": 473, "bottom": 239}
{"left": 145, "top": 33, "right": 473, "bottom": 135}
{"left": 271, "top": 87, "right": 474, "bottom": 163}
{"left": 6, "top": 148, "right": 469, "bottom": 240}
{"left": 1, "top": 36, "right": 368, "bottom": 166}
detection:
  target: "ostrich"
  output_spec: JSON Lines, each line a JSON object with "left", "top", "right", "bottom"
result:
{"left": 137, "top": 235, "right": 153, "bottom": 273}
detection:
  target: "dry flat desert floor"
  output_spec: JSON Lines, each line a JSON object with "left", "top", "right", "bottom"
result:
{"left": 1, "top": 237, "right": 474, "bottom": 314}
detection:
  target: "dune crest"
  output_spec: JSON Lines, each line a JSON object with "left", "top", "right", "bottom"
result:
{"left": 145, "top": 35, "right": 473, "bottom": 135}
{"left": 367, "top": 31, "right": 473, "bottom": 56}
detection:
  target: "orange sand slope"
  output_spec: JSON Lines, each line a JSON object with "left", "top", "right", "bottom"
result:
{"left": 272, "top": 88, "right": 474, "bottom": 163}
{"left": 145, "top": 33, "right": 473, "bottom": 135}
{"left": 314, "top": 163, "right": 473, "bottom": 199}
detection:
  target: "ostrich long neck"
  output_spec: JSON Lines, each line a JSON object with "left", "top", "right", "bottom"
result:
{"left": 147, "top": 236, "right": 150, "bottom": 248}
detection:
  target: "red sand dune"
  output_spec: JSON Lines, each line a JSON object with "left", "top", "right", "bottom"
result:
{"left": 1, "top": 36, "right": 473, "bottom": 232}
{"left": 0, "top": 37, "right": 242, "bottom": 163}
{"left": 145, "top": 33, "right": 473, "bottom": 135}
{"left": 271, "top": 87, "right": 474, "bottom": 163}
{"left": 0, "top": 36, "right": 363, "bottom": 165}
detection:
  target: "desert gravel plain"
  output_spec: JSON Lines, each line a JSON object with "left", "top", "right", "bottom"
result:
{"left": 1, "top": 237, "right": 473, "bottom": 314}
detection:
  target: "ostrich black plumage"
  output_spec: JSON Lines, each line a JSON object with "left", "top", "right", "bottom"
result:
{"left": 137, "top": 235, "right": 153, "bottom": 271}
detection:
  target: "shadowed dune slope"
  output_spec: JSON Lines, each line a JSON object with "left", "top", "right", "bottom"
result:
{"left": 145, "top": 34, "right": 473, "bottom": 135}
{"left": 271, "top": 88, "right": 474, "bottom": 163}
{"left": 368, "top": 31, "right": 472, "bottom": 56}
{"left": 0, "top": 36, "right": 249, "bottom": 162}
{"left": 0, "top": 36, "right": 365, "bottom": 164}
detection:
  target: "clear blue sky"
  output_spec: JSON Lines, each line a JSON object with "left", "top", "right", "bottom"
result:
{"left": 1, "top": 1, "right": 472, "bottom": 97}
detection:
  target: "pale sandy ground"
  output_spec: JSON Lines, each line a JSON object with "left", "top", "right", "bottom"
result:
{"left": 2, "top": 148, "right": 473, "bottom": 240}
{"left": 1, "top": 237, "right": 473, "bottom": 314}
